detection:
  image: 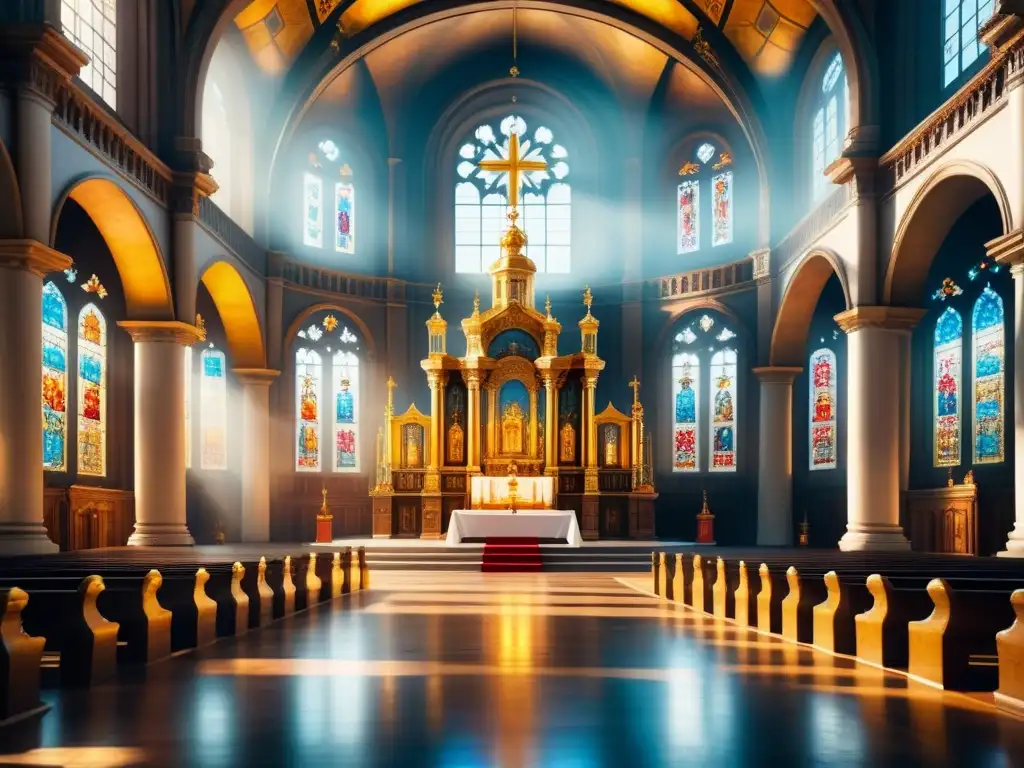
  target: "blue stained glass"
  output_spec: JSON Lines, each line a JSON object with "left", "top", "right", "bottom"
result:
{"left": 42, "top": 283, "right": 66, "bottom": 329}
{"left": 43, "top": 409, "right": 65, "bottom": 467}
{"left": 336, "top": 389, "right": 354, "bottom": 423}
{"left": 935, "top": 307, "right": 962, "bottom": 345}
{"left": 976, "top": 353, "right": 1002, "bottom": 378}
{"left": 43, "top": 343, "right": 66, "bottom": 373}
{"left": 675, "top": 386, "right": 695, "bottom": 423}
{"left": 713, "top": 426, "right": 733, "bottom": 452}
{"left": 976, "top": 399, "right": 1001, "bottom": 419}
{"left": 203, "top": 352, "right": 224, "bottom": 378}
{"left": 79, "top": 353, "right": 102, "bottom": 384}
{"left": 973, "top": 285, "right": 1003, "bottom": 330}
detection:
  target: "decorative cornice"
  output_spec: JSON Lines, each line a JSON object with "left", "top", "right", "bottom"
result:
{"left": 117, "top": 320, "right": 204, "bottom": 346}
{"left": 172, "top": 170, "right": 219, "bottom": 217}
{"left": 232, "top": 368, "right": 280, "bottom": 387}
{"left": 833, "top": 306, "right": 926, "bottom": 334}
{"left": 0, "top": 239, "right": 71, "bottom": 276}
{"left": 752, "top": 366, "right": 803, "bottom": 384}
{"left": 0, "top": 25, "right": 88, "bottom": 102}
{"left": 986, "top": 228, "right": 1024, "bottom": 266}
{"left": 825, "top": 155, "right": 879, "bottom": 198}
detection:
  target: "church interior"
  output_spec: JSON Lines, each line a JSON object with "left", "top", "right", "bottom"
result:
{"left": 1, "top": 0, "right": 1024, "bottom": 763}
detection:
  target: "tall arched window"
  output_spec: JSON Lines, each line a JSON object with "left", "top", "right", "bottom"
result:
{"left": 809, "top": 348, "right": 838, "bottom": 470}
{"left": 302, "top": 139, "right": 355, "bottom": 254}
{"left": 944, "top": 1, "right": 995, "bottom": 87}
{"left": 455, "top": 115, "right": 570, "bottom": 273}
{"left": 934, "top": 307, "right": 963, "bottom": 467}
{"left": 677, "top": 141, "right": 733, "bottom": 254}
{"left": 61, "top": 0, "right": 117, "bottom": 108}
{"left": 295, "top": 314, "right": 364, "bottom": 473}
{"left": 972, "top": 285, "right": 1004, "bottom": 463}
{"left": 203, "top": 81, "right": 232, "bottom": 216}
{"left": 76, "top": 304, "right": 106, "bottom": 476}
{"left": 812, "top": 51, "right": 849, "bottom": 200}
{"left": 42, "top": 282, "right": 69, "bottom": 472}
{"left": 671, "top": 314, "right": 739, "bottom": 473}
{"left": 200, "top": 347, "right": 228, "bottom": 470}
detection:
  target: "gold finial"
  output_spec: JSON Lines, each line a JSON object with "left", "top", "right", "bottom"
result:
{"left": 583, "top": 285, "right": 593, "bottom": 311}
{"left": 195, "top": 313, "right": 207, "bottom": 342}
{"left": 473, "top": 290, "right": 481, "bottom": 314}
{"left": 386, "top": 376, "right": 396, "bottom": 392}
{"left": 701, "top": 489, "right": 710, "bottom": 514}
{"left": 947, "top": 467, "right": 954, "bottom": 488}
{"left": 321, "top": 485, "right": 329, "bottom": 514}
{"left": 477, "top": 132, "right": 547, "bottom": 213}
{"left": 545, "top": 295, "right": 552, "bottom": 318}
{"left": 432, "top": 283, "right": 444, "bottom": 311}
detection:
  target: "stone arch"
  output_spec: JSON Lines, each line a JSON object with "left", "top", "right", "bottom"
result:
{"left": 770, "top": 249, "right": 852, "bottom": 367}
{"left": 809, "top": 0, "right": 879, "bottom": 137}
{"left": 284, "top": 302, "right": 377, "bottom": 360}
{"left": 656, "top": 297, "right": 747, "bottom": 354}
{"left": 198, "top": 259, "right": 266, "bottom": 369}
{"left": 0, "top": 138, "right": 23, "bottom": 239}
{"left": 52, "top": 177, "right": 174, "bottom": 319}
{"left": 884, "top": 161, "right": 1012, "bottom": 307}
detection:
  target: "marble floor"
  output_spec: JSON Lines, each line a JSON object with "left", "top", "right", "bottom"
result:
{"left": 1, "top": 572, "right": 1021, "bottom": 767}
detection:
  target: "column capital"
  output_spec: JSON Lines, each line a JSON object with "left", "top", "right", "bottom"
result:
{"left": 834, "top": 306, "right": 926, "bottom": 334}
{"left": 749, "top": 248, "right": 771, "bottom": 283}
{"left": 118, "top": 320, "right": 203, "bottom": 345}
{"left": 0, "top": 239, "right": 71, "bottom": 276}
{"left": 752, "top": 366, "right": 802, "bottom": 384}
{"left": 232, "top": 368, "right": 280, "bottom": 387}
{"left": 425, "top": 369, "right": 449, "bottom": 389}
{"left": 463, "top": 369, "right": 483, "bottom": 387}
{"left": 987, "top": 228, "right": 1024, "bottom": 267}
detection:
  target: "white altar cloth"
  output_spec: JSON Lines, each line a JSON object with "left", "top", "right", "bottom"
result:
{"left": 446, "top": 510, "right": 582, "bottom": 547}
{"left": 470, "top": 475, "right": 554, "bottom": 508}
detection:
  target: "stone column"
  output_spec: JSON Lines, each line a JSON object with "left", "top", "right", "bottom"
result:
{"left": 16, "top": 87, "right": 55, "bottom": 243}
{"left": 542, "top": 374, "right": 558, "bottom": 475}
{"left": 466, "top": 371, "right": 482, "bottom": 473}
{"left": 0, "top": 241, "right": 72, "bottom": 554}
{"left": 753, "top": 367, "right": 802, "bottom": 546}
{"left": 119, "top": 321, "right": 203, "bottom": 545}
{"left": 834, "top": 307, "right": 924, "bottom": 551}
{"left": 233, "top": 368, "right": 279, "bottom": 543}
{"left": 999, "top": 262, "right": 1024, "bottom": 556}
{"left": 426, "top": 371, "right": 445, "bottom": 473}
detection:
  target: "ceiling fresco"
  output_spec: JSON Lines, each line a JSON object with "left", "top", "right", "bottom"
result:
{"left": 230, "top": 0, "right": 817, "bottom": 79}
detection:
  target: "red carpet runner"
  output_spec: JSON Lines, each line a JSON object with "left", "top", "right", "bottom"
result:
{"left": 481, "top": 538, "right": 542, "bottom": 572}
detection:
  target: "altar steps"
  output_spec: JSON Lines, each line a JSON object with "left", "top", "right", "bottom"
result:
{"left": 482, "top": 538, "right": 542, "bottom": 572}
{"left": 353, "top": 543, "right": 682, "bottom": 572}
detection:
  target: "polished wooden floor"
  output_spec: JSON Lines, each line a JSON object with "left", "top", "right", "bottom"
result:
{"left": 1, "top": 572, "right": 1021, "bottom": 767}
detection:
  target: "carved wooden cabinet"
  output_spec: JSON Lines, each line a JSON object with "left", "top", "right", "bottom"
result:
{"left": 43, "top": 485, "right": 135, "bottom": 551}
{"left": 907, "top": 484, "right": 979, "bottom": 555}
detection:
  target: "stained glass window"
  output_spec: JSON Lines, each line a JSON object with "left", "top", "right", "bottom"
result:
{"left": 200, "top": 348, "right": 227, "bottom": 470}
{"left": 809, "top": 348, "right": 838, "bottom": 470}
{"left": 812, "top": 51, "right": 848, "bottom": 199}
{"left": 672, "top": 353, "right": 700, "bottom": 472}
{"left": 42, "top": 282, "right": 68, "bottom": 472}
{"left": 61, "top": 0, "right": 117, "bottom": 109}
{"left": 709, "top": 349, "right": 737, "bottom": 471}
{"left": 332, "top": 350, "right": 359, "bottom": 472}
{"left": 455, "top": 116, "right": 570, "bottom": 273}
{"left": 677, "top": 180, "right": 699, "bottom": 254}
{"left": 711, "top": 172, "right": 733, "bottom": 247}
{"left": 184, "top": 346, "right": 193, "bottom": 469}
{"left": 335, "top": 181, "right": 354, "bottom": 254}
{"left": 302, "top": 172, "right": 323, "bottom": 248}
{"left": 934, "top": 308, "right": 963, "bottom": 467}
{"left": 296, "top": 348, "right": 323, "bottom": 471}
{"left": 76, "top": 304, "right": 106, "bottom": 476}
{"left": 944, "top": 0, "right": 995, "bottom": 87}
{"left": 972, "top": 285, "right": 1004, "bottom": 463}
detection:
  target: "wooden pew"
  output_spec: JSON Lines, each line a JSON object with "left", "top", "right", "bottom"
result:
{"left": 691, "top": 555, "right": 706, "bottom": 613}
{"left": 655, "top": 552, "right": 668, "bottom": 597}
{"left": 0, "top": 588, "right": 46, "bottom": 724}
{"left": 812, "top": 571, "right": 856, "bottom": 655}
{"left": 712, "top": 558, "right": 736, "bottom": 620}
{"left": 733, "top": 561, "right": 756, "bottom": 628}
{"left": 855, "top": 574, "right": 917, "bottom": 669}
{"left": 756, "top": 564, "right": 783, "bottom": 634}
{"left": 60, "top": 576, "right": 119, "bottom": 688}
{"left": 908, "top": 578, "right": 1013, "bottom": 691}
{"left": 995, "top": 589, "right": 1024, "bottom": 713}
{"left": 357, "top": 547, "right": 370, "bottom": 591}
{"left": 671, "top": 554, "right": 686, "bottom": 605}
{"left": 96, "top": 570, "right": 172, "bottom": 665}
{"left": 304, "top": 554, "right": 323, "bottom": 606}
{"left": 254, "top": 557, "right": 274, "bottom": 626}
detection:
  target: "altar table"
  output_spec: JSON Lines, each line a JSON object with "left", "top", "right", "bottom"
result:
{"left": 470, "top": 475, "right": 554, "bottom": 508}
{"left": 446, "top": 510, "right": 582, "bottom": 547}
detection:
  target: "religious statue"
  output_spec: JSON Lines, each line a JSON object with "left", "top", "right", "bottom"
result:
{"left": 298, "top": 425, "right": 319, "bottom": 467}
{"left": 507, "top": 461, "right": 519, "bottom": 514}
{"left": 320, "top": 486, "right": 329, "bottom": 515}
{"left": 603, "top": 425, "right": 618, "bottom": 467}
{"left": 814, "top": 391, "right": 833, "bottom": 423}
{"left": 447, "top": 409, "right": 465, "bottom": 463}
{"left": 560, "top": 419, "right": 576, "bottom": 463}
{"left": 714, "top": 373, "right": 734, "bottom": 422}
{"left": 300, "top": 374, "right": 318, "bottom": 422}
{"left": 937, "top": 359, "right": 958, "bottom": 417}
{"left": 501, "top": 401, "right": 526, "bottom": 454}
{"left": 336, "top": 377, "right": 354, "bottom": 423}
{"left": 403, "top": 424, "right": 423, "bottom": 468}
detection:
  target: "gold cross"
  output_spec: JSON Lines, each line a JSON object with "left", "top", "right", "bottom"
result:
{"left": 477, "top": 130, "right": 547, "bottom": 210}
{"left": 629, "top": 376, "right": 641, "bottom": 404}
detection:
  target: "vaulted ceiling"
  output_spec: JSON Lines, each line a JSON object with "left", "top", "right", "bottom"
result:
{"left": 230, "top": 0, "right": 818, "bottom": 80}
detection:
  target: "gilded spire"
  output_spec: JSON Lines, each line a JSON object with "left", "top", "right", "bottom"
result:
{"left": 473, "top": 290, "right": 481, "bottom": 315}
{"left": 583, "top": 285, "right": 594, "bottom": 315}
{"left": 545, "top": 295, "right": 552, "bottom": 319}
{"left": 432, "top": 283, "right": 444, "bottom": 313}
